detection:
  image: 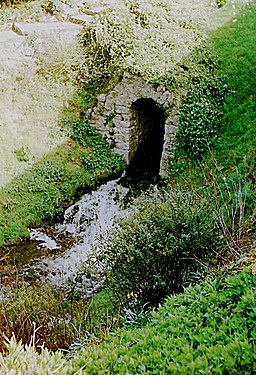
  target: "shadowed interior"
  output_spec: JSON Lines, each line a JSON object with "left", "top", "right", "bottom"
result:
{"left": 127, "top": 98, "right": 165, "bottom": 177}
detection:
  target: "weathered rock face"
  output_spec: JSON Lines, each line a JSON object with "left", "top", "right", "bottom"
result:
{"left": 88, "top": 73, "right": 181, "bottom": 177}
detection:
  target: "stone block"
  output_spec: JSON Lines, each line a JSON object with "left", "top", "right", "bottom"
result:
{"left": 156, "top": 91, "right": 174, "bottom": 106}
{"left": 112, "top": 118, "right": 127, "bottom": 129}
{"left": 157, "top": 85, "right": 166, "bottom": 93}
{"left": 170, "top": 108, "right": 180, "bottom": 117}
{"left": 115, "top": 140, "right": 129, "bottom": 150}
{"left": 95, "top": 116, "right": 106, "bottom": 128}
{"left": 82, "top": 7, "right": 105, "bottom": 15}
{"left": 115, "top": 127, "right": 130, "bottom": 135}
{"left": 114, "top": 133, "right": 129, "bottom": 143}
{"left": 88, "top": 73, "right": 182, "bottom": 174}
{"left": 120, "top": 114, "right": 130, "bottom": 123}
{"left": 113, "top": 114, "right": 123, "bottom": 121}
{"left": 115, "top": 105, "right": 130, "bottom": 115}
{"left": 114, "top": 149, "right": 129, "bottom": 162}
{"left": 105, "top": 98, "right": 114, "bottom": 112}
{"left": 12, "top": 23, "right": 28, "bottom": 36}
{"left": 164, "top": 91, "right": 174, "bottom": 103}
{"left": 67, "top": 14, "right": 94, "bottom": 25}
{"left": 170, "top": 116, "right": 179, "bottom": 127}
{"left": 97, "top": 93, "right": 106, "bottom": 103}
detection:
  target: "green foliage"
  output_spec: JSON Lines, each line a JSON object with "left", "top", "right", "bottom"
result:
{"left": 169, "top": 155, "right": 255, "bottom": 260}
{"left": 77, "top": 27, "right": 120, "bottom": 89}
{"left": 87, "top": 188, "right": 222, "bottom": 307}
{"left": 106, "top": 112, "right": 115, "bottom": 128}
{"left": 207, "top": 163, "right": 255, "bottom": 251}
{"left": 0, "top": 269, "right": 254, "bottom": 374}
{"left": 0, "top": 336, "right": 69, "bottom": 375}
{"left": 0, "top": 284, "right": 118, "bottom": 353}
{"left": 69, "top": 90, "right": 97, "bottom": 118}
{"left": 68, "top": 119, "right": 126, "bottom": 172}
{"left": 0, "top": 122, "right": 125, "bottom": 247}
{"left": 211, "top": 3, "right": 256, "bottom": 169}
{"left": 119, "top": 305, "right": 152, "bottom": 330}
{"left": 14, "top": 146, "right": 30, "bottom": 163}
{"left": 0, "top": 152, "right": 88, "bottom": 246}
{"left": 170, "top": 5, "right": 256, "bottom": 259}
{"left": 68, "top": 268, "right": 255, "bottom": 374}
{"left": 174, "top": 75, "right": 228, "bottom": 160}
{"left": 0, "top": 4, "right": 255, "bottom": 374}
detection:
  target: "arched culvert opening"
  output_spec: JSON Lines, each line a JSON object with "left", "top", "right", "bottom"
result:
{"left": 127, "top": 98, "right": 165, "bottom": 178}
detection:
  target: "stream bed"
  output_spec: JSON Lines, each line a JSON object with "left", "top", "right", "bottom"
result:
{"left": 1, "top": 178, "right": 131, "bottom": 294}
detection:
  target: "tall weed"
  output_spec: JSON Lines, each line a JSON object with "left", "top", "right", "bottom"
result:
{"left": 0, "top": 284, "right": 117, "bottom": 353}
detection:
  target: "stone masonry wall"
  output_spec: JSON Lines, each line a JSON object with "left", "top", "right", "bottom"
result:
{"left": 88, "top": 73, "right": 182, "bottom": 176}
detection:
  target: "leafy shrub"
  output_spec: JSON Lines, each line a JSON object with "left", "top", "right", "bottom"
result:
{"left": 1, "top": 270, "right": 254, "bottom": 374}
{"left": 70, "top": 268, "right": 255, "bottom": 374}
{"left": 174, "top": 75, "right": 229, "bottom": 160}
{"left": 87, "top": 188, "right": 222, "bottom": 307}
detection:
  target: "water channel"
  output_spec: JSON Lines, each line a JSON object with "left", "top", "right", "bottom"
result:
{"left": 1, "top": 178, "right": 134, "bottom": 295}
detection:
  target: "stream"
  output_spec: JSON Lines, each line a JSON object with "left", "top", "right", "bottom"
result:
{"left": 1, "top": 178, "right": 132, "bottom": 295}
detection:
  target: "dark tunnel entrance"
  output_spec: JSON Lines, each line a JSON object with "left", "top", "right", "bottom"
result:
{"left": 127, "top": 98, "right": 165, "bottom": 178}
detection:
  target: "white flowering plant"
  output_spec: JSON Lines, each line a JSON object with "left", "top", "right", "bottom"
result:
{"left": 77, "top": 0, "right": 218, "bottom": 90}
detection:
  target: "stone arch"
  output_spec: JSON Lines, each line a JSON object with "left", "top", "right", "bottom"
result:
{"left": 127, "top": 98, "right": 165, "bottom": 177}
{"left": 89, "top": 73, "right": 181, "bottom": 176}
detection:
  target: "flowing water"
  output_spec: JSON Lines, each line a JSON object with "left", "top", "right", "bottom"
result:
{"left": 1, "top": 178, "right": 130, "bottom": 294}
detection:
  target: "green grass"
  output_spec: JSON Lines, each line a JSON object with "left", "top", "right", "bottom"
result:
{"left": 212, "top": 5, "right": 256, "bottom": 168}
{"left": 170, "top": 5, "right": 256, "bottom": 253}
{"left": 0, "top": 122, "right": 125, "bottom": 249}
{"left": 172, "top": 4, "right": 256, "bottom": 171}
